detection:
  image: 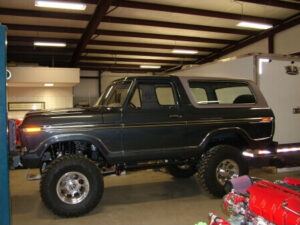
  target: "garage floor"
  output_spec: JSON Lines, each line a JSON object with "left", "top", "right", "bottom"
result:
{"left": 9, "top": 168, "right": 300, "bottom": 225}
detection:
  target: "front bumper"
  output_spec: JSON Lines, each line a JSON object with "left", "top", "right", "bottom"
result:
{"left": 21, "top": 151, "right": 41, "bottom": 168}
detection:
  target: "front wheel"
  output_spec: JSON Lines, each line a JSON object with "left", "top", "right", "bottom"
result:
{"left": 40, "top": 155, "right": 104, "bottom": 217}
{"left": 198, "top": 145, "right": 248, "bottom": 198}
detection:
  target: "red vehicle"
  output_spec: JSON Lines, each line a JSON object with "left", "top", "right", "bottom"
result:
{"left": 209, "top": 176, "right": 300, "bottom": 225}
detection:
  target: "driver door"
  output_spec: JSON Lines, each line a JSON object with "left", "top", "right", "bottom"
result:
{"left": 122, "top": 80, "right": 186, "bottom": 160}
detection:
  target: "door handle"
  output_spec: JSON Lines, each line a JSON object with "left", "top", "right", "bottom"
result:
{"left": 169, "top": 114, "right": 182, "bottom": 119}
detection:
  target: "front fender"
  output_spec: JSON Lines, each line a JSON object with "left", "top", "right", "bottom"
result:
{"left": 21, "top": 133, "right": 111, "bottom": 168}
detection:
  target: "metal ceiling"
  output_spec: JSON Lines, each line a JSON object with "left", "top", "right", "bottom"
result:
{"left": 1, "top": 0, "right": 300, "bottom": 73}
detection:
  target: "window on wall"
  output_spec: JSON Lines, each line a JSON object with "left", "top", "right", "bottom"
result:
{"left": 189, "top": 81, "right": 256, "bottom": 105}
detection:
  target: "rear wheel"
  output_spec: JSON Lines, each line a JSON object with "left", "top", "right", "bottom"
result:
{"left": 40, "top": 155, "right": 104, "bottom": 217}
{"left": 198, "top": 145, "right": 248, "bottom": 197}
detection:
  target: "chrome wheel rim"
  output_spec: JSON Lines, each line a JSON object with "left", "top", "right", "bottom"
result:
{"left": 216, "top": 159, "right": 239, "bottom": 185}
{"left": 56, "top": 171, "right": 90, "bottom": 205}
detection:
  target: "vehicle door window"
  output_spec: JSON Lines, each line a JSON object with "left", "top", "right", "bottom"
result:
{"left": 99, "top": 81, "right": 131, "bottom": 108}
{"left": 155, "top": 86, "right": 175, "bottom": 106}
{"left": 128, "top": 83, "right": 177, "bottom": 109}
{"left": 129, "top": 87, "right": 142, "bottom": 109}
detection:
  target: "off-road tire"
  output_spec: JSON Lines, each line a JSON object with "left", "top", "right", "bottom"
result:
{"left": 198, "top": 145, "right": 248, "bottom": 198}
{"left": 40, "top": 155, "right": 104, "bottom": 217}
{"left": 167, "top": 164, "right": 197, "bottom": 178}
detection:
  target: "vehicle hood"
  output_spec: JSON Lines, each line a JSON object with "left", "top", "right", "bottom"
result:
{"left": 20, "top": 107, "right": 104, "bottom": 128}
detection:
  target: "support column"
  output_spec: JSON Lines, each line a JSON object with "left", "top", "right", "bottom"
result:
{"left": 0, "top": 25, "right": 11, "bottom": 225}
{"left": 98, "top": 70, "right": 102, "bottom": 97}
{"left": 268, "top": 35, "right": 274, "bottom": 54}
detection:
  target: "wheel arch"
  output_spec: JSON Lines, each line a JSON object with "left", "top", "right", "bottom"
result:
{"left": 199, "top": 127, "right": 253, "bottom": 153}
{"left": 37, "top": 133, "right": 110, "bottom": 160}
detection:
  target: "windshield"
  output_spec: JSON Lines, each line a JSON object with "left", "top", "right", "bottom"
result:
{"left": 94, "top": 81, "right": 132, "bottom": 108}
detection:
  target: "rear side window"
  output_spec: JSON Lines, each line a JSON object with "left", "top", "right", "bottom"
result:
{"left": 189, "top": 81, "right": 255, "bottom": 105}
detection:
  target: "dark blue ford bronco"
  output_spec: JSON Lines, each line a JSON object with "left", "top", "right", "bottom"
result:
{"left": 19, "top": 76, "right": 276, "bottom": 217}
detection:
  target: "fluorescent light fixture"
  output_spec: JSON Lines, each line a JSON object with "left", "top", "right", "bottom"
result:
{"left": 172, "top": 49, "right": 198, "bottom": 54}
{"left": 259, "top": 58, "right": 269, "bottom": 75}
{"left": 35, "top": 0, "right": 86, "bottom": 10}
{"left": 140, "top": 65, "right": 161, "bottom": 69}
{"left": 44, "top": 83, "right": 54, "bottom": 87}
{"left": 237, "top": 21, "right": 273, "bottom": 30}
{"left": 34, "top": 41, "right": 66, "bottom": 47}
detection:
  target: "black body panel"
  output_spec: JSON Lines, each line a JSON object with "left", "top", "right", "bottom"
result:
{"left": 19, "top": 76, "right": 275, "bottom": 168}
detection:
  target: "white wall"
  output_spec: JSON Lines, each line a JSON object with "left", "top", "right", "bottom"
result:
{"left": 73, "top": 79, "right": 99, "bottom": 106}
{"left": 222, "top": 25, "right": 300, "bottom": 58}
{"left": 73, "top": 70, "right": 99, "bottom": 106}
{"left": 275, "top": 25, "right": 300, "bottom": 55}
{"left": 222, "top": 39, "right": 268, "bottom": 59}
{"left": 7, "top": 66, "right": 80, "bottom": 87}
{"left": 173, "top": 56, "right": 255, "bottom": 80}
{"left": 7, "top": 87, "right": 73, "bottom": 119}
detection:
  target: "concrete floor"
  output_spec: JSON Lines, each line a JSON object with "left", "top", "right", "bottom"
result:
{"left": 9, "top": 168, "right": 300, "bottom": 225}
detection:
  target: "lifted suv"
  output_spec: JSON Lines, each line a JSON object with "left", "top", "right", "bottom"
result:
{"left": 19, "top": 76, "right": 275, "bottom": 217}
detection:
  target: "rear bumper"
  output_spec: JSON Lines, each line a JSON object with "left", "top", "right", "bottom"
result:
{"left": 244, "top": 141, "right": 280, "bottom": 167}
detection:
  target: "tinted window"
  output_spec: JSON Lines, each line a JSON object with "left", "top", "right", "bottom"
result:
{"left": 189, "top": 81, "right": 255, "bottom": 105}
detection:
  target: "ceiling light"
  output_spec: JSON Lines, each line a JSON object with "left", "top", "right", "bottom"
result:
{"left": 237, "top": 21, "right": 273, "bottom": 30}
{"left": 172, "top": 49, "right": 198, "bottom": 54}
{"left": 140, "top": 65, "right": 161, "bottom": 69}
{"left": 35, "top": 0, "right": 86, "bottom": 10}
{"left": 34, "top": 41, "right": 66, "bottom": 47}
{"left": 44, "top": 83, "right": 54, "bottom": 87}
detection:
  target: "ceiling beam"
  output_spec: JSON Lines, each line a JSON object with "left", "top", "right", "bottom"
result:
{"left": 77, "top": 0, "right": 280, "bottom": 24}
{"left": 78, "top": 62, "right": 173, "bottom": 69}
{"left": 109, "top": 0, "right": 280, "bottom": 24}
{"left": 96, "top": 30, "right": 235, "bottom": 44}
{"left": 237, "top": 0, "right": 300, "bottom": 11}
{"left": 88, "top": 40, "right": 218, "bottom": 52}
{"left": 5, "top": 23, "right": 84, "bottom": 34}
{"left": 0, "top": 7, "right": 90, "bottom": 21}
{"left": 5, "top": 23, "right": 236, "bottom": 45}
{"left": 83, "top": 49, "right": 200, "bottom": 58}
{"left": 7, "top": 35, "right": 217, "bottom": 52}
{"left": 8, "top": 53, "right": 71, "bottom": 62}
{"left": 103, "top": 16, "right": 257, "bottom": 35}
{"left": 7, "top": 36, "right": 78, "bottom": 44}
{"left": 80, "top": 56, "right": 194, "bottom": 64}
{"left": 79, "top": 67, "right": 162, "bottom": 73}
{"left": 7, "top": 45, "right": 74, "bottom": 54}
{"left": 7, "top": 44, "right": 199, "bottom": 59}
{"left": 0, "top": 8, "right": 257, "bottom": 35}
{"left": 70, "top": 0, "right": 112, "bottom": 66}
{"left": 195, "top": 13, "right": 300, "bottom": 64}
